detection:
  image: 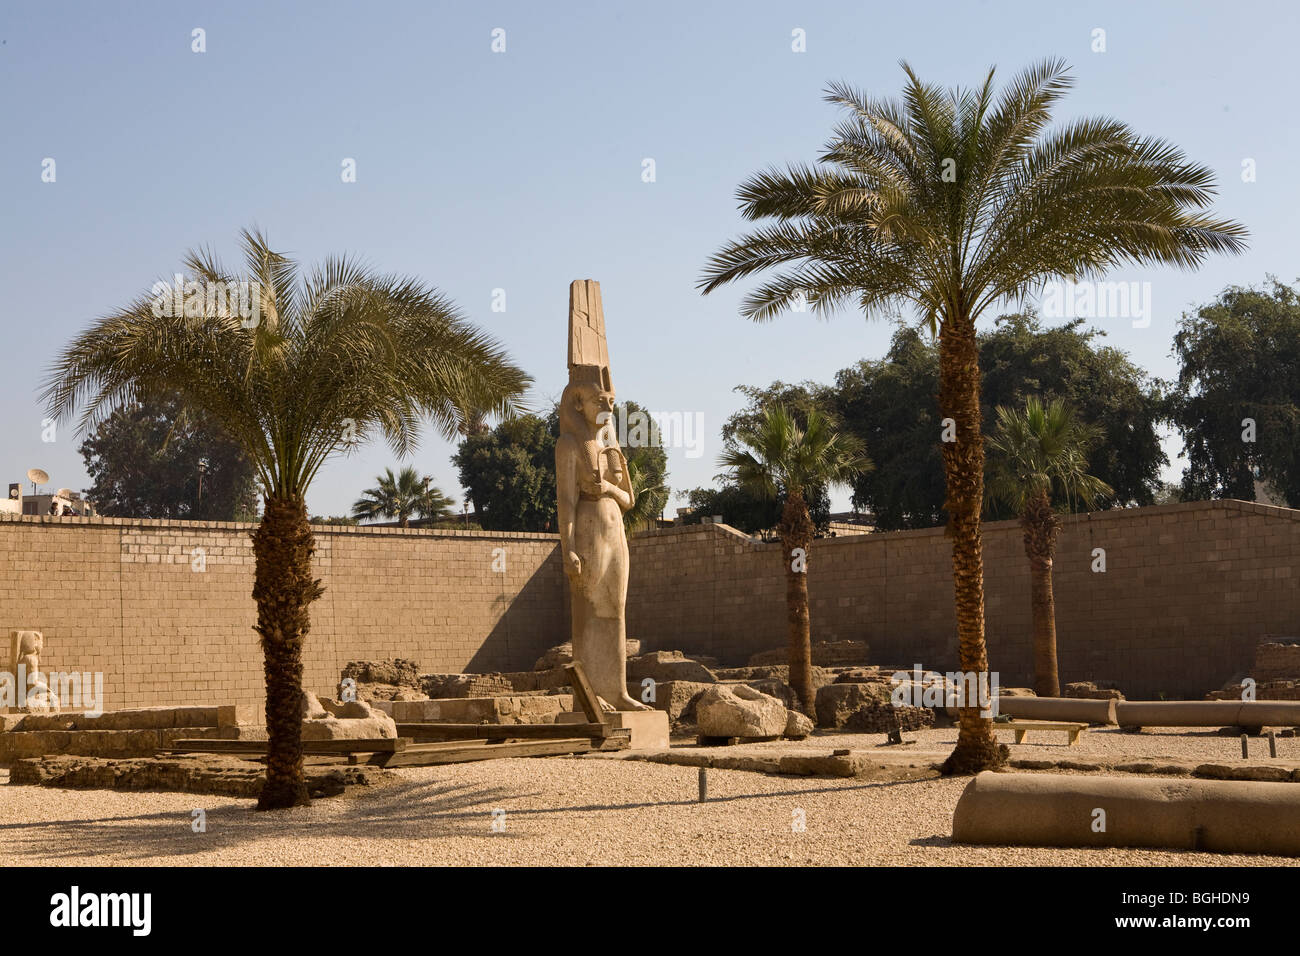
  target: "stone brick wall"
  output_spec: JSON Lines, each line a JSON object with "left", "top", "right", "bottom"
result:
{"left": 626, "top": 500, "right": 1300, "bottom": 700}
{"left": 1253, "top": 641, "right": 1300, "bottom": 682}
{"left": 0, "top": 516, "right": 565, "bottom": 714}
{"left": 1, "top": 499, "right": 1296, "bottom": 710}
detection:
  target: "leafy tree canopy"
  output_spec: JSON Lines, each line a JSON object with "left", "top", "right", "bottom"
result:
{"left": 78, "top": 394, "right": 258, "bottom": 520}
{"left": 452, "top": 399, "right": 670, "bottom": 533}
{"left": 714, "top": 311, "right": 1166, "bottom": 530}
{"left": 1170, "top": 279, "right": 1300, "bottom": 506}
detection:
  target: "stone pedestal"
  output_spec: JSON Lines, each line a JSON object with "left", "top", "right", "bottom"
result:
{"left": 557, "top": 709, "right": 669, "bottom": 750}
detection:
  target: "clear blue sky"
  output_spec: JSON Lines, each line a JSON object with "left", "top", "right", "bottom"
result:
{"left": 2, "top": 0, "right": 1296, "bottom": 517}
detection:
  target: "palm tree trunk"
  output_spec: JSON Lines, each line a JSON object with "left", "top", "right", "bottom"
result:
{"left": 938, "top": 309, "right": 1006, "bottom": 775}
{"left": 251, "top": 494, "right": 322, "bottom": 810}
{"left": 780, "top": 489, "right": 816, "bottom": 716}
{"left": 1023, "top": 487, "right": 1062, "bottom": 697}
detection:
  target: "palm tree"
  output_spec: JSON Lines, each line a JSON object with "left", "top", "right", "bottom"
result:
{"left": 621, "top": 455, "right": 669, "bottom": 533}
{"left": 43, "top": 228, "right": 529, "bottom": 809}
{"left": 352, "top": 466, "right": 454, "bottom": 527}
{"left": 719, "top": 405, "right": 869, "bottom": 714}
{"left": 987, "top": 397, "right": 1112, "bottom": 697}
{"left": 698, "top": 60, "right": 1246, "bottom": 773}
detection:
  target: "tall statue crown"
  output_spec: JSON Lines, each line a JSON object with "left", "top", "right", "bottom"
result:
{"left": 568, "top": 279, "right": 612, "bottom": 392}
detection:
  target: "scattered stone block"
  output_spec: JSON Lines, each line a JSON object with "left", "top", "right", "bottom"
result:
{"left": 9, "top": 753, "right": 396, "bottom": 798}
{"left": 696, "top": 685, "right": 788, "bottom": 738}
{"left": 533, "top": 640, "right": 639, "bottom": 671}
{"left": 747, "top": 640, "right": 870, "bottom": 667}
{"left": 627, "top": 651, "right": 716, "bottom": 684}
{"left": 633, "top": 679, "right": 712, "bottom": 729}
{"left": 1064, "top": 681, "right": 1125, "bottom": 700}
{"left": 814, "top": 682, "right": 934, "bottom": 733}
{"left": 339, "top": 659, "right": 427, "bottom": 702}
{"left": 420, "top": 674, "right": 514, "bottom": 699}
{"left": 386, "top": 695, "right": 572, "bottom": 724}
{"left": 784, "top": 710, "right": 814, "bottom": 739}
{"left": 301, "top": 697, "right": 397, "bottom": 741}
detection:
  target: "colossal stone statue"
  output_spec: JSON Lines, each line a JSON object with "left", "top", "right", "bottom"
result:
{"left": 556, "top": 280, "right": 650, "bottom": 713}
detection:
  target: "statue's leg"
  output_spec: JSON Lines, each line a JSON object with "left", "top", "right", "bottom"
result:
{"left": 576, "top": 614, "right": 648, "bottom": 712}
{"left": 595, "top": 537, "right": 649, "bottom": 711}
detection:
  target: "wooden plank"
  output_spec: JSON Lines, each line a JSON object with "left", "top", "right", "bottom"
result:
{"left": 379, "top": 736, "right": 619, "bottom": 768}
{"left": 563, "top": 662, "right": 606, "bottom": 724}
{"left": 166, "top": 737, "right": 408, "bottom": 754}
{"left": 396, "top": 722, "right": 610, "bottom": 741}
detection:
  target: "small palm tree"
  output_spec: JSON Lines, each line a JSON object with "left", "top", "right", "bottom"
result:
{"left": 622, "top": 455, "right": 668, "bottom": 533}
{"left": 987, "top": 397, "right": 1112, "bottom": 697}
{"left": 352, "top": 466, "right": 454, "bottom": 527}
{"left": 699, "top": 60, "right": 1246, "bottom": 772}
{"left": 43, "top": 229, "right": 529, "bottom": 809}
{"left": 720, "top": 405, "right": 870, "bottom": 714}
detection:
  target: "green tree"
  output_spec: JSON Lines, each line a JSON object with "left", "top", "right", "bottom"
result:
{"left": 681, "top": 484, "right": 780, "bottom": 537}
{"left": 352, "top": 466, "right": 454, "bottom": 527}
{"left": 1170, "top": 280, "right": 1300, "bottom": 506}
{"left": 453, "top": 399, "right": 669, "bottom": 533}
{"left": 700, "top": 61, "right": 1245, "bottom": 773}
{"left": 986, "top": 398, "right": 1112, "bottom": 696}
{"left": 453, "top": 412, "right": 559, "bottom": 532}
{"left": 78, "top": 395, "right": 259, "bottom": 521}
{"left": 829, "top": 315, "right": 1167, "bottom": 529}
{"left": 830, "top": 326, "right": 948, "bottom": 529}
{"left": 310, "top": 515, "right": 359, "bottom": 526}
{"left": 720, "top": 405, "right": 870, "bottom": 714}
{"left": 979, "top": 312, "right": 1164, "bottom": 514}
{"left": 44, "top": 228, "right": 529, "bottom": 809}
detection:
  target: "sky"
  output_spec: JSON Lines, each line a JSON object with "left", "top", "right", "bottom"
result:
{"left": 2, "top": 0, "right": 1297, "bottom": 517}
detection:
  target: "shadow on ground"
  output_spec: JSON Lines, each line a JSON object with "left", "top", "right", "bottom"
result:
{"left": 0, "top": 765, "right": 937, "bottom": 863}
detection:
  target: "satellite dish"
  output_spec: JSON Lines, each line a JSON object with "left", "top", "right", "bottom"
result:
{"left": 27, "top": 468, "right": 48, "bottom": 485}
{"left": 56, "top": 488, "right": 73, "bottom": 498}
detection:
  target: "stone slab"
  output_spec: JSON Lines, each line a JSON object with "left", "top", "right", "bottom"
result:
{"left": 388, "top": 695, "right": 572, "bottom": 724}
{"left": 11, "top": 705, "right": 248, "bottom": 732}
{"left": 556, "top": 709, "right": 669, "bottom": 749}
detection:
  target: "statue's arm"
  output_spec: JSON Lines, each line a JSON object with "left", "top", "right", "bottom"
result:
{"left": 602, "top": 446, "right": 635, "bottom": 513}
{"left": 555, "top": 437, "right": 581, "bottom": 579}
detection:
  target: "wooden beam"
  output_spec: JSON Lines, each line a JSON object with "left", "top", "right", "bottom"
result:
{"left": 396, "top": 722, "right": 610, "bottom": 741}
{"left": 166, "top": 737, "right": 408, "bottom": 755}
{"left": 564, "top": 661, "right": 606, "bottom": 724}
{"left": 378, "top": 735, "right": 626, "bottom": 768}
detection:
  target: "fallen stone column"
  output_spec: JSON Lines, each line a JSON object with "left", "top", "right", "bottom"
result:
{"left": 946, "top": 696, "right": 1115, "bottom": 724}
{"left": 1115, "top": 700, "right": 1300, "bottom": 729}
{"left": 952, "top": 772, "right": 1300, "bottom": 855}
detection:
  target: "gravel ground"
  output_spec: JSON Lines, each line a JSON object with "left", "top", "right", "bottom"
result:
{"left": 711, "top": 724, "right": 1300, "bottom": 765}
{"left": 0, "top": 727, "right": 1296, "bottom": 866}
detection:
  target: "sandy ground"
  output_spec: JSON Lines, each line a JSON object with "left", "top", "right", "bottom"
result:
{"left": 0, "top": 726, "right": 1296, "bottom": 866}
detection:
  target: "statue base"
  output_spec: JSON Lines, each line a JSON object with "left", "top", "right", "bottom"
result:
{"left": 557, "top": 709, "right": 669, "bottom": 750}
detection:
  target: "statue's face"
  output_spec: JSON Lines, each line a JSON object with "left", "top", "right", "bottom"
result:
{"left": 577, "top": 386, "right": 615, "bottom": 432}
